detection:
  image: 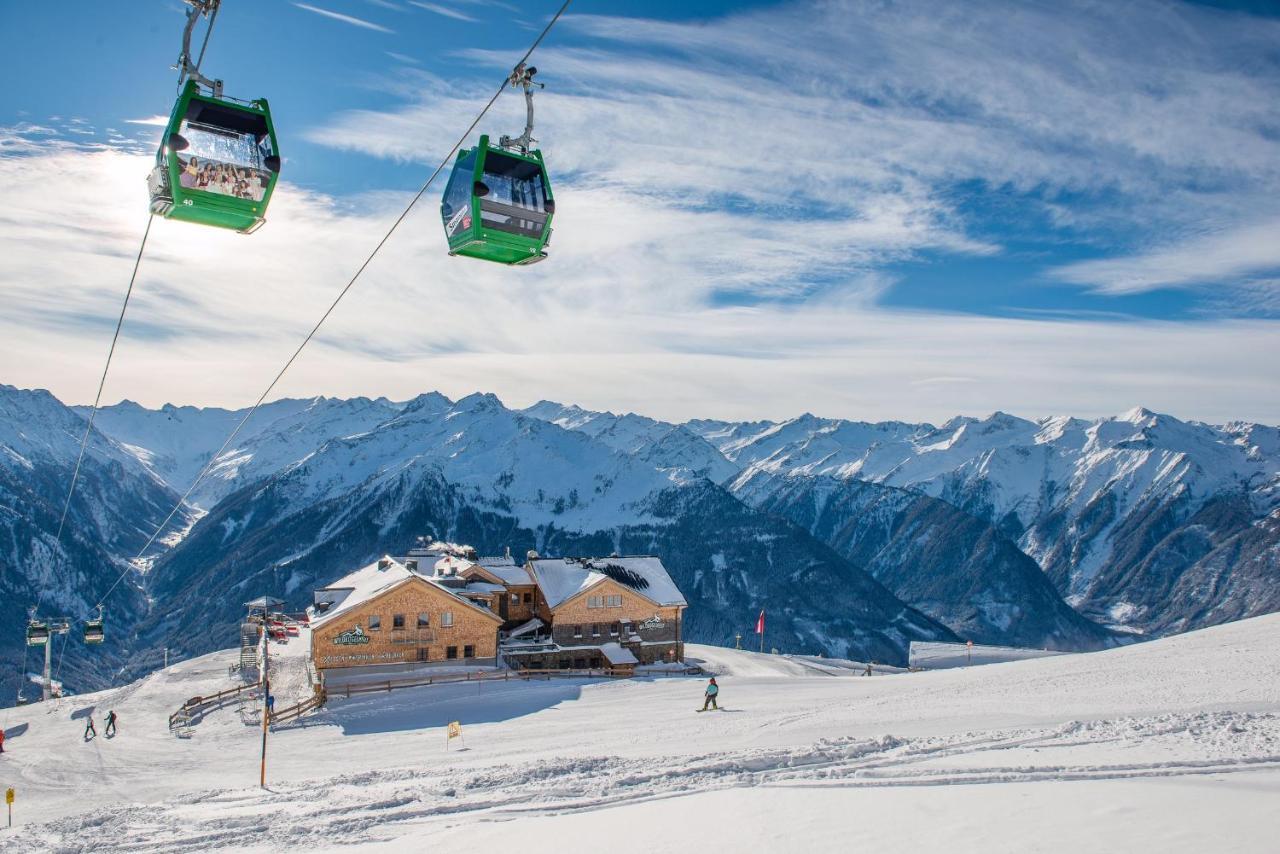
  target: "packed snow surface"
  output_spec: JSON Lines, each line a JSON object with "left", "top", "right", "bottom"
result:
{"left": 4, "top": 615, "right": 1280, "bottom": 852}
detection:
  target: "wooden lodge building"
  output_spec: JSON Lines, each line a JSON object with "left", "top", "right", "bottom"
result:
{"left": 308, "top": 544, "right": 687, "bottom": 679}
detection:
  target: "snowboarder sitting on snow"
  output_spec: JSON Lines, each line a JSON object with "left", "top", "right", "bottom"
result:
{"left": 105, "top": 710, "right": 117, "bottom": 738}
{"left": 701, "top": 677, "right": 719, "bottom": 711}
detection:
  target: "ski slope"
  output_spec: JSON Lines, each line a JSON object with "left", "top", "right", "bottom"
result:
{"left": 3, "top": 616, "right": 1280, "bottom": 852}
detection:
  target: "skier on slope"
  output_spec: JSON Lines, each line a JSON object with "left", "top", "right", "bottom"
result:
{"left": 105, "top": 710, "right": 117, "bottom": 738}
{"left": 0, "top": 727, "right": 6, "bottom": 753}
{"left": 701, "top": 677, "right": 719, "bottom": 711}
{"left": 83, "top": 715, "right": 97, "bottom": 740}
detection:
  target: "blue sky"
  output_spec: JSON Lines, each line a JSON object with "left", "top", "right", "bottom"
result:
{"left": 1, "top": 0, "right": 1279, "bottom": 423}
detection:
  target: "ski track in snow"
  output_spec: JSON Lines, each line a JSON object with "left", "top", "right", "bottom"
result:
{"left": 13, "top": 710, "right": 1280, "bottom": 852}
{"left": 6, "top": 617, "right": 1280, "bottom": 852}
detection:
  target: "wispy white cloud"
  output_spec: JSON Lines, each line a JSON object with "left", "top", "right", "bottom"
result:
{"left": 311, "top": 0, "right": 1280, "bottom": 309}
{"left": 293, "top": 3, "right": 394, "bottom": 33}
{"left": 407, "top": 1, "right": 477, "bottom": 23}
{"left": 5, "top": 1, "right": 1280, "bottom": 425}
{"left": 1051, "top": 218, "right": 1280, "bottom": 294}
{"left": 2, "top": 141, "right": 1278, "bottom": 426}
{"left": 386, "top": 51, "right": 420, "bottom": 65}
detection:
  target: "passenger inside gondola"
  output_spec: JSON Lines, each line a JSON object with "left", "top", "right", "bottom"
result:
{"left": 169, "top": 98, "right": 277, "bottom": 203}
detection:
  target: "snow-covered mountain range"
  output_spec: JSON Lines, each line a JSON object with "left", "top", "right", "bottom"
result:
{"left": 5, "top": 383, "right": 1277, "bottom": 696}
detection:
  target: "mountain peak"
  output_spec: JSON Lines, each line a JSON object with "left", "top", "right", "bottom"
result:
{"left": 454, "top": 391, "right": 505, "bottom": 413}
{"left": 1118, "top": 406, "right": 1157, "bottom": 424}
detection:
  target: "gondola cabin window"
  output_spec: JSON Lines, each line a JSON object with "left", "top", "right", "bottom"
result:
{"left": 441, "top": 150, "right": 477, "bottom": 237}
{"left": 173, "top": 101, "right": 276, "bottom": 204}
{"left": 478, "top": 151, "right": 548, "bottom": 238}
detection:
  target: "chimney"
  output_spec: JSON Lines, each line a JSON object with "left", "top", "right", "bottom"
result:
{"left": 505, "top": 545, "right": 512, "bottom": 560}
{"left": 406, "top": 559, "right": 418, "bottom": 572}
{"left": 378, "top": 557, "right": 392, "bottom": 570}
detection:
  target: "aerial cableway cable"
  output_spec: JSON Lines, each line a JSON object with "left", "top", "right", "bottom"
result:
{"left": 55, "top": 215, "right": 153, "bottom": 545}
{"left": 90, "top": 0, "right": 574, "bottom": 619}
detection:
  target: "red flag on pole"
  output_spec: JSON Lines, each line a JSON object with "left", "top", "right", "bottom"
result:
{"left": 755, "top": 610, "right": 765, "bottom": 635}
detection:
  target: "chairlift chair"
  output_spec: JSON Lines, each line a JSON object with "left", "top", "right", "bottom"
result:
{"left": 26, "top": 619, "right": 50, "bottom": 647}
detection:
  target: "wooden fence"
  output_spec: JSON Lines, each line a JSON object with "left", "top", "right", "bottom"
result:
{"left": 168, "top": 681, "right": 261, "bottom": 730}
{"left": 268, "top": 688, "right": 326, "bottom": 727}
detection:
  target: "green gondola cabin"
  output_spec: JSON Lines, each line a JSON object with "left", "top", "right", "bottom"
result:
{"left": 441, "top": 135, "right": 554, "bottom": 265}
{"left": 147, "top": 80, "right": 281, "bottom": 233}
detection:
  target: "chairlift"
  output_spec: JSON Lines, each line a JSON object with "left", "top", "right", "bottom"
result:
{"left": 26, "top": 619, "right": 50, "bottom": 647}
{"left": 146, "top": 1, "right": 281, "bottom": 233}
{"left": 441, "top": 64, "right": 554, "bottom": 265}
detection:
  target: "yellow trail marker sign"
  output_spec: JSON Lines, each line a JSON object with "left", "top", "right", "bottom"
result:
{"left": 4, "top": 788, "right": 12, "bottom": 804}
{"left": 445, "top": 720, "right": 463, "bottom": 750}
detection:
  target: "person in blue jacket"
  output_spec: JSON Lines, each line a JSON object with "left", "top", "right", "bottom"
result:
{"left": 701, "top": 677, "right": 719, "bottom": 711}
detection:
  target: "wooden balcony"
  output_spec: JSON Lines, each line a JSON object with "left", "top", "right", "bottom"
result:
{"left": 388, "top": 628, "right": 437, "bottom": 645}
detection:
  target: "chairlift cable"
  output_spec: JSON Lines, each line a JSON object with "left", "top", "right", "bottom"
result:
{"left": 54, "top": 627, "right": 70, "bottom": 684}
{"left": 92, "top": 0, "right": 574, "bottom": 615}
{"left": 13, "top": 643, "right": 32, "bottom": 704}
{"left": 55, "top": 215, "right": 154, "bottom": 544}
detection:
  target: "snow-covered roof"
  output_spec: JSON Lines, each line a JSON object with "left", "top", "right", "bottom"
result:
{"left": 506, "top": 617, "right": 544, "bottom": 638}
{"left": 474, "top": 562, "right": 534, "bottom": 586}
{"left": 598, "top": 642, "right": 639, "bottom": 666}
{"left": 461, "top": 581, "right": 506, "bottom": 594}
{"left": 311, "top": 556, "right": 501, "bottom": 628}
{"left": 528, "top": 556, "right": 686, "bottom": 610}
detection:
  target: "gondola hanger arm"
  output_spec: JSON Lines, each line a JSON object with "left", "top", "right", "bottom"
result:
{"left": 499, "top": 62, "right": 544, "bottom": 155}
{"left": 176, "top": 0, "right": 223, "bottom": 98}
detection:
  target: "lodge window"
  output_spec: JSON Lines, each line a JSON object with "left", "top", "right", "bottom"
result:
{"left": 442, "top": 611, "right": 454, "bottom": 628}
{"left": 573, "top": 657, "right": 586, "bottom": 669}
{"left": 573, "top": 625, "right": 582, "bottom": 638}
{"left": 417, "top": 613, "right": 430, "bottom": 628}
{"left": 592, "top": 623, "right": 601, "bottom": 637}
{"left": 622, "top": 622, "right": 633, "bottom": 635}
{"left": 417, "top": 648, "right": 429, "bottom": 662}
{"left": 392, "top": 614, "right": 405, "bottom": 630}
{"left": 447, "top": 645, "right": 458, "bottom": 660}
{"left": 510, "top": 594, "right": 519, "bottom": 606}
{"left": 464, "top": 644, "right": 475, "bottom": 658}
{"left": 590, "top": 657, "right": 601, "bottom": 668}
{"left": 610, "top": 622, "right": 620, "bottom": 637}
{"left": 587, "top": 595, "right": 624, "bottom": 608}
{"left": 523, "top": 592, "right": 533, "bottom": 604}
{"left": 558, "top": 659, "right": 570, "bottom": 670}
{"left": 368, "top": 615, "right": 381, "bottom": 631}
